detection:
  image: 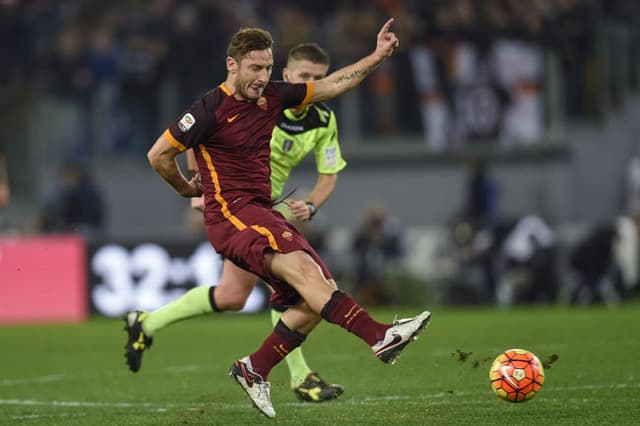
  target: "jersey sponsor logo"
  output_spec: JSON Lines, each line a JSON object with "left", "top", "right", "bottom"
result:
{"left": 282, "top": 139, "right": 293, "bottom": 153}
{"left": 279, "top": 122, "right": 304, "bottom": 132}
{"left": 257, "top": 96, "right": 268, "bottom": 110}
{"left": 324, "top": 147, "right": 337, "bottom": 168}
{"left": 226, "top": 113, "right": 239, "bottom": 123}
{"left": 178, "top": 113, "right": 195, "bottom": 132}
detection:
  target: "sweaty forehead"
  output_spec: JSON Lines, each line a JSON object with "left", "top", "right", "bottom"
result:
{"left": 242, "top": 49, "right": 273, "bottom": 65}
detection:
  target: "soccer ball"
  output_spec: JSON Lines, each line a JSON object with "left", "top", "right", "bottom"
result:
{"left": 489, "top": 348, "right": 544, "bottom": 402}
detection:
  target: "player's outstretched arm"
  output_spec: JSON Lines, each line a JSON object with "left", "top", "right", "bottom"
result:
{"left": 310, "top": 18, "right": 399, "bottom": 103}
{"left": 148, "top": 133, "right": 202, "bottom": 198}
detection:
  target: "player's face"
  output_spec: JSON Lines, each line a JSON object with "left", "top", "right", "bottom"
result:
{"left": 283, "top": 59, "right": 328, "bottom": 84}
{"left": 232, "top": 49, "right": 274, "bottom": 101}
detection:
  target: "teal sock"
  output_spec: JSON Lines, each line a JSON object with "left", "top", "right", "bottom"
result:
{"left": 143, "top": 286, "right": 213, "bottom": 336}
{"left": 271, "top": 309, "right": 313, "bottom": 388}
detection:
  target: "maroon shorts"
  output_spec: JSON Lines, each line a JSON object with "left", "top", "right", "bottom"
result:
{"left": 205, "top": 202, "right": 332, "bottom": 308}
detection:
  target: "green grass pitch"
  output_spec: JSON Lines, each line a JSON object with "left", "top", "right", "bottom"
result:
{"left": 1, "top": 303, "right": 639, "bottom": 425}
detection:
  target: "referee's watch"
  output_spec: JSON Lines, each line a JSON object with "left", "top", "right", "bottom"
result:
{"left": 306, "top": 202, "right": 317, "bottom": 220}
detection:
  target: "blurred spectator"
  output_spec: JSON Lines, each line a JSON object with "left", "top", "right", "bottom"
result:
{"left": 569, "top": 214, "right": 640, "bottom": 304}
{"left": 462, "top": 157, "right": 501, "bottom": 230}
{"left": 84, "top": 23, "right": 124, "bottom": 156}
{"left": 491, "top": 0, "right": 549, "bottom": 145}
{"left": 448, "top": 157, "right": 501, "bottom": 301}
{"left": 551, "top": 0, "right": 599, "bottom": 117}
{"left": 117, "top": 0, "right": 171, "bottom": 156}
{"left": 271, "top": 4, "right": 315, "bottom": 65}
{"left": 493, "top": 215, "right": 558, "bottom": 306}
{"left": 40, "top": 160, "right": 105, "bottom": 238}
{"left": 411, "top": 0, "right": 545, "bottom": 150}
{"left": 45, "top": 28, "right": 93, "bottom": 159}
{"left": 0, "top": 142, "right": 9, "bottom": 209}
{"left": 167, "top": 2, "right": 222, "bottom": 108}
{"left": 0, "top": 0, "right": 29, "bottom": 104}
{"left": 449, "top": 214, "right": 558, "bottom": 306}
{"left": 614, "top": 213, "right": 640, "bottom": 297}
{"left": 448, "top": 218, "right": 495, "bottom": 304}
{"left": 47, "top": 29, "right": 92, "bottom": 101}
{"left": 352, "top": 204, "right": 404, "bottom": 306}
{"left": 331, "top": 1, "right": 398, "bottom": 135}
{"left": 624, "top": 156, "right": 640, "bottom": 215}
{"left": 569, "top": 222, "right": 620, "bottom": 304}
{"left": 409, "top": 40, "right": 450, "bottom": 151}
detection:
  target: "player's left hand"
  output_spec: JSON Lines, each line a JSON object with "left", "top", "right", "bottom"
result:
{"left": 191, "top": 195, "right": 205, "bottom": 212}
{"left": 287, "top": 199, "right": 311, "bottom": 221}
{"left": 375, "top": 18, "right": 399, "bottom": 60}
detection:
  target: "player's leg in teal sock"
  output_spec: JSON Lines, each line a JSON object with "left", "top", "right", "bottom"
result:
{"left": 143, "top": 259, "right": 258, "bottom": 336}
{"left": 271, "top": 308, "right": 313, "bottom": 388}
{"left": 142, "top": 285, "right": 215, "bottom": 336}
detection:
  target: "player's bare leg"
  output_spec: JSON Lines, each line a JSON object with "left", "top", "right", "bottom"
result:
{"left": 271, "top": 250, "right": 431, "bottom": 363}
{"left": 212, "top": 260, "right": 258, "bottom": 311}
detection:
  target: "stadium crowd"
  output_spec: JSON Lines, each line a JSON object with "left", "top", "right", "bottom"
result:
{"left": 1, "top": 0, "right": 638, "bottom": 158}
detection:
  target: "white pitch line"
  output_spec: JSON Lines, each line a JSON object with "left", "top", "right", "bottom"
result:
{"left": 0, "top": 382, "right": 637, "bottom": 412}
{"left": 547, "top": 383, "right": 640, "bottom": 391}
{"left": 0, "top": 399, "right": 167, "bottom": 411}
{"left": 0, "top": 374, "right": 66, "bottom": 386}
{"left": 0, "top": 364, "right": 206, "bottom": 387}
{"left": 11, "top": 413, "right": 87, "bottom": 420}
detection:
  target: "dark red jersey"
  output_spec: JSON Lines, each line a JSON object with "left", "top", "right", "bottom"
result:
{"left": 165, "top": 81, "right": 313, "bottom": 225}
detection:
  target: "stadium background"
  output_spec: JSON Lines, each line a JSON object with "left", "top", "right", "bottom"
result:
{"left": 1, "top": 0, "right": 639, "bottom": 319}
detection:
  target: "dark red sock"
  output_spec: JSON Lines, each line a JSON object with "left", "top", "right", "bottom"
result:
{"left": 248, "top": 320, "right": 306, "bottom": 380}
{"left": 320, "top": 291, "right": 390, "bottom": 346}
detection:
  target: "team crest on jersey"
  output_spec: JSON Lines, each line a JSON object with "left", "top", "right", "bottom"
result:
{"left": 282, "top": 230, "right": 293, "bottom": 241}
{"left": 178, "top": 113, "right": 195, "bottom": 132}
{"left": 282, "top": 139, "right": 293, "bottom": 152}
{"left": 257, "top": 96, "right": 268, "bottom": 110}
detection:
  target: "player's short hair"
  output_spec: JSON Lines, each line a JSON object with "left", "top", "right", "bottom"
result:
{"left": 227, "top": 28, "right": 273, "bottom": 60}
{"left": 287, "top": 42, "right": 330, "bottom": 68}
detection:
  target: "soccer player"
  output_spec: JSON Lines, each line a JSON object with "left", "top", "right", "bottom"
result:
{"left": 124, "top": 42, "right": 347, "bottom": 403}
{"left": 144, "top": 19, "right": 431, "bottom": 418}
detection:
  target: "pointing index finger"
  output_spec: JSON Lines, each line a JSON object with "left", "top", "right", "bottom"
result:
{"left": 380, "top": 18, "right": 395, "bottom": 35}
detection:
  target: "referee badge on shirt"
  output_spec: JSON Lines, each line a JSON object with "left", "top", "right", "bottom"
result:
{"left": 324, "top": 147, "right": 337, "bottom": 168}
{"left": 282, "top": 139, "right": 293, "bottom": 153}
{"left": 178, "top": 113, "right": 196, "bottom": 132}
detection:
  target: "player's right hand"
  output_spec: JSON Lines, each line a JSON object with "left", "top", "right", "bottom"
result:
{"left": 375, "top": 18, "right": 399, "bottom": 60}
{"left": 183, "top": 172, "right": 203, "bottom": 198}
